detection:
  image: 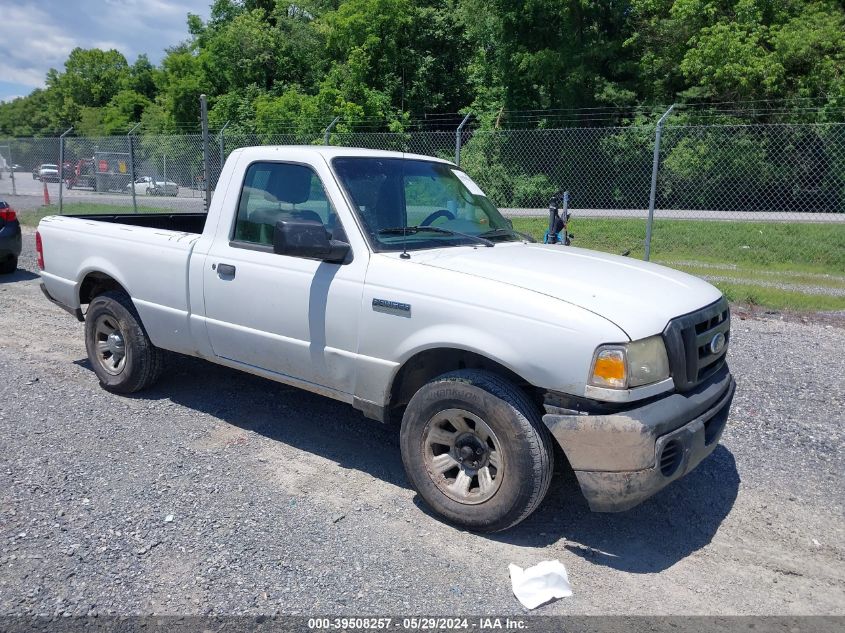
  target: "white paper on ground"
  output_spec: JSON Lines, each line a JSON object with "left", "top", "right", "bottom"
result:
{"left": 508, "top": 560, "right": 573, "bottom": 609}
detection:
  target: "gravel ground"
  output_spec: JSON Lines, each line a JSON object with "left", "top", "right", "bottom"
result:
{"left": 1, "top": 229, "right": 843, "bottom": 616}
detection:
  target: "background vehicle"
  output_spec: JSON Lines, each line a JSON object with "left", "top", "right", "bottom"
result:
{"left": 36, "top": 146, "right": 734, "bottom": 532}
{"left": 125, "top": 176, "right": 179, "bottom": 197}
{"left": 63, "top": 153, "right": 133, "bottom": 192}
{"left": 38, "top": 163, "right": 59, "bottom": 182}
{"left": 0, "top": 200, "right": 22, "bottom": 274}
{"left": 65, "top": 158, "right": 97, "bottom": 190}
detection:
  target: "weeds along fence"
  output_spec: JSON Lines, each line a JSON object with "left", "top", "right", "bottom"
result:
{"left": 2, "top": 122, "right": 843, "bottom": 271}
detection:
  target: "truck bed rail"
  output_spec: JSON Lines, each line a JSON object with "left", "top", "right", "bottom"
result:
{"left": 69, "top": 213, "right": 207, "bottom": 234}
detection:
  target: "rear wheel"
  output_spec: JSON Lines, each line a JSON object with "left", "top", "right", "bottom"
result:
{"left": 84, "top": 291, "right": 164, "bottom": 393}
{"left": 400, "top": 369, "right": 554, "bottom": 532}
{"left": 0, "top": 256, "right": 17, "bottom": 274}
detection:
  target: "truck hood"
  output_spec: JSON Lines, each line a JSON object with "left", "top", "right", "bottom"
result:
{"left": 411, "top": 243, "right": 723, "bottom": 340}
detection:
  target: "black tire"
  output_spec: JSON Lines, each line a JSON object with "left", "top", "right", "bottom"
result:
{"left": 400, "top": 369, "right": 554, "bottom": 532}
{"left": 0, "top": 256, "right": 17, "bottom": 274}
{"left": 84, "top": 290, "right": 164, "bottom": 393}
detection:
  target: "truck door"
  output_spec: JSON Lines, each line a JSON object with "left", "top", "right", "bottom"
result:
{"left": 202, "top": 160, "right": 365, "bottom": 396}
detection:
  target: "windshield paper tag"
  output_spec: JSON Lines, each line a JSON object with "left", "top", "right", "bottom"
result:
{"left": 451, "top": 169, "right": 486, "bottom": 197}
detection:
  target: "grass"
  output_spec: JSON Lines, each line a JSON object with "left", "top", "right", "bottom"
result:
{"left": 714, "top": 282, "right": 845, "bottom": 312}
{"left": 662, "top": 263, "right": 845, "bottom": 290}
{"left": 17, "top": 202, "right": 173, "bottom": 227}
{"left": 512, "top": 217, "right": 845, "bottom": 311}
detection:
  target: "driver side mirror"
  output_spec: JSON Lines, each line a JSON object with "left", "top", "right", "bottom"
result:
{"left": 273, "top": 219, "right": 351, "bottom": 264}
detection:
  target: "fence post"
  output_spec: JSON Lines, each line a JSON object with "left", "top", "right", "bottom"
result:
{"left": 127, "top": 122, "right": 142, "bottom": 214}
{"left": 323, "top": 116, "right": 340, "bottom": 145}
{"left": 58, "top": 127, "right": 73, "bottom": 214}
{"left": 455, "top": 113, "right": 472, "bottom": 166}
{"left": 645, "top": 104, "right": 675, "bottom": 261}
{"left": 200, "top": 94, "right": 211, "bottom": 212}
{"left": 218, "top": 120, "right": 230, "bottom": 187}
{"left": 6, "top": 144, "right": 16, "bottom": 196}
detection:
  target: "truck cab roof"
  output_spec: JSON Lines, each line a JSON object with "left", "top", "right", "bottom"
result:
{"left": 231, "top": 145, "right": 454, "bottom": 165}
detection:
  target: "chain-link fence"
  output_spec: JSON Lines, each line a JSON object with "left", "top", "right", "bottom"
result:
{"left": 2, "top": 122, "right": 843, "bottom": 278}
{"left": 0, "top": 134, "right": 210, "bottom": 214}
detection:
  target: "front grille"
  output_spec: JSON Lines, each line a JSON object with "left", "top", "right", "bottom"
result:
{"left": 662, "top": 297, "right": 730, "bottom": 392}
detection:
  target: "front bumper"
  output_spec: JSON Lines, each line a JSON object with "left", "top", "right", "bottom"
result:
{"left": 543, "top": 365, "right": 735, "bottom": 512}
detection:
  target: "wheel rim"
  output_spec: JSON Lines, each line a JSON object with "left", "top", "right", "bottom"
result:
{"left": 422, "top": 408, "right": 503, "bottom": 505}
{"left": 93, "top": 314, "right": 127, "bottom": 375}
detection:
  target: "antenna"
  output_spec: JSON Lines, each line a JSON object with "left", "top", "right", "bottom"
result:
{"left": 400, "top": 227, "right": 410, "bottom": 259}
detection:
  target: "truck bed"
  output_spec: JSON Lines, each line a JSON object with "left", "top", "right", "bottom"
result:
{"left": 70, "top": 213, "right": 207, "bottom": 234}
{"left": 38, "top": 213, "right": 204, "bottom": 356}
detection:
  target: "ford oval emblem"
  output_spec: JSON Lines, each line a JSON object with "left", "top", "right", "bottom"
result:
{"left": 710, "top": 332, "right": 726, "bottom": 354}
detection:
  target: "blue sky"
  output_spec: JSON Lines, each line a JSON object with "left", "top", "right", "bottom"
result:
{"left": 0, "top": 0, "right": 211, "bottom": 102}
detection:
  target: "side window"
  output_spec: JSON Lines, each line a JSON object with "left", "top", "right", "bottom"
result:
{"left": 233, "top": 162, "right": 341, "bottom": 246}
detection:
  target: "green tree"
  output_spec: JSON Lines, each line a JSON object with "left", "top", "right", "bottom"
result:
{"left": 156, "top": 45, "right": 207, "bottom": 128}
{"left": 0, "top": 90, "right": 54, "bottom": 136}
{"left": 627, "top": 0, "right": 845, "bottom": 108}
{"left": 125, "top": 54, "right": 158, "bottom": 100}
{"left": 49, "top": 48, "right": 130, "bottom": 108}
{"left": 458, "top": 0, "right": 631, "bottom": 118}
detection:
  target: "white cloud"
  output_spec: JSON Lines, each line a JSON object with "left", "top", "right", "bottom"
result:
{"left": 0, "top": 4, "right": 78, "bottom": 87}
{"left": 0, "top": 0, "right": 209, "bottom": 93}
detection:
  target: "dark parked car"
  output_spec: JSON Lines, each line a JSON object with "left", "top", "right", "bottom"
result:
{"left": 0, "top": 200, "right": 22, "bottom": 274}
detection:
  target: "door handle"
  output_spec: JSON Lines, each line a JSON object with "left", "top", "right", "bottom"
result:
{"left": 217, "top": 263, "right": 236, "bottom": 277}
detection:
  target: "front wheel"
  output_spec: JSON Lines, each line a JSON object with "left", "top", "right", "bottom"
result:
{"left": 400, "top": 369, "right": 554, "bottom": 532}
{"left": 84, "top": 291, "right": 165, "bottom": 393}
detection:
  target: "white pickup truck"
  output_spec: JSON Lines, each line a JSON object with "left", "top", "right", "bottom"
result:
{"left": 37, "top": 146, "right": 735, "bottom": 531}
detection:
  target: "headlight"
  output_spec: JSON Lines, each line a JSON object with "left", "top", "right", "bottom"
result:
{"left": 589, "top": 335, "right": 670, "bottom": 389}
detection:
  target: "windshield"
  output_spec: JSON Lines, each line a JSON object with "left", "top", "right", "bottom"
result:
{"left": 332, "top": 157, "right": 525, "bottom": 252}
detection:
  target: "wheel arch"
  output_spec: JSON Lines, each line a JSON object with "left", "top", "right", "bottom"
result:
{"left": 78, "top": 270, "right": 131, "bottom": 307}
{"left": 386, "top": 346, "right": 540, "bottom": 421}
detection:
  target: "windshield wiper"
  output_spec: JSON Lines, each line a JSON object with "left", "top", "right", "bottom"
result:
{"left": 378, "top": 226, "right": 493, "bottom": 247}
{"left": 477, "top": 227, "right": 534, "bottom": 242}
